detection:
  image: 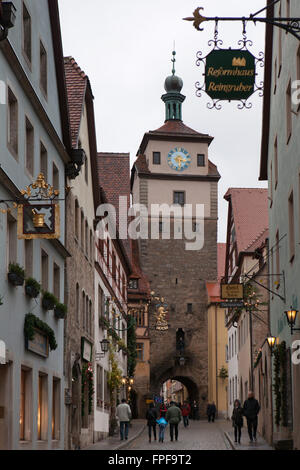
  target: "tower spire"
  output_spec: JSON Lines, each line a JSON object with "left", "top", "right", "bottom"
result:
{"left": 171, "top": 49, "right": 176, "bottom": 75}
{"left": 161, "top": 50, "right": 185, "bottom": 122}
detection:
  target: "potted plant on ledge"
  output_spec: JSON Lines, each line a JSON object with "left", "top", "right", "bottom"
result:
{"left": 42, "top": 291, "right": 58, "bottom": 311}
{"left": 25, "top": 278, "right": 41, "bottom": 298}
{"left": 54, "top": 302, "right": 67, "bottom": 319}
{"left": 8, "top": 263, "right": 25, "bottom": 286}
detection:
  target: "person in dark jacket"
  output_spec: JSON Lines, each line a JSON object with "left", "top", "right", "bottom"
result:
{"left": 146, "top": 402, "right": 158, "bottom": 442}
{"left": 207, "top": 401, "right": 217, "bottom": 422}
{"left": 192, "top": 400, "right": 199, "bottom": 420}
{"left": 232, "top": 399, "right": 243, "bottom": 444}
{"left": 243, "top": 391, "right": 260, "bottom": 443}
{"left": 166, "top": 401, "right": 182, "bottom": 442}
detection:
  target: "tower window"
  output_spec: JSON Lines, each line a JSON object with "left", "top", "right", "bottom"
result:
{"left": 153, "top": 152, "right": 161, "bottom": 165}
{"left": 197, "top": 154, "right": 205, "bottom": 167}
{"left": 173, "top": 191, "right": 185, "bottom": 205}
{"left": 187, "top": 303, "right": 193, "bottom": 313}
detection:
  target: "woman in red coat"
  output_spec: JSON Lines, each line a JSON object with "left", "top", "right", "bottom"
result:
{"left": 181, "top": 401, "right": 191, "bottom": 427}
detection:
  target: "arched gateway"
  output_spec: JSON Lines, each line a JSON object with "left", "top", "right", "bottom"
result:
{"left": 130, "top": 52, "right": 220, "bottom": 418}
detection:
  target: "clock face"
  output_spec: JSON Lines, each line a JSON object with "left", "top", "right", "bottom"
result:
{"left": 167, "top": 147, "right": 191, "bottom": 172}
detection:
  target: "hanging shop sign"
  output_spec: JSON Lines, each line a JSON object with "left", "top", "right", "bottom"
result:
{"left": 194, "top": 19, "right": 264, "bottom": 110}
{"left": 205, "top": 49, "right": 255, "bottom": 101}
{"left": 0, "top": 173, "right": 61, "bottom": 239}
{"left": 17, "top": 173, "right": 60, "bottom": 239}
{"left": 221, "top": 283, "right": 244, "bottom": 300}
{"left": 81, "top": 337, "right": 93, "bottom": 362}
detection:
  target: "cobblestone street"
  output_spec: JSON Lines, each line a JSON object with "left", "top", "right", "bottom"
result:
{"left": 122, "top": 420, "right": 231, "bottom": 451}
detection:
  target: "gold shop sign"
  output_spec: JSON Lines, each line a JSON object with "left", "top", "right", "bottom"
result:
{"left": 205, "top": 49, "right": 255, "bottom": 101}
{"left": 17, "top": 173, "right": 60, "bottom": 239}
{"left": 221, "top": 283, "right": 244, "bottom": 300}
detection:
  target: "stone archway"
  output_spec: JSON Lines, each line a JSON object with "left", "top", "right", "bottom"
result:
{"left": 151, "top": 363, "right": 208, "bottom": 418}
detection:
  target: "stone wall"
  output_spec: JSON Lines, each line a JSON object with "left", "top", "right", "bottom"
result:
{"left": 64, "top": 190, "right": 95, "bottom": 449}
{"left": 140, "top": 216, "right": 218, "bottom": 417}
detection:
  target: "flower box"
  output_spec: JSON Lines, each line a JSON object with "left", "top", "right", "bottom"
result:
{"left": 7, "top": 263, "right": 25, "bottom": 286}
{"left": 54, "top": 303, "right": 67, "bottom": 319}
{"left": 42, "top": 292, "right": 57, "bottom": 311}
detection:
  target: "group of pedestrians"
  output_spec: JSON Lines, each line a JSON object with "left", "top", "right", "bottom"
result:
{"left": 116, "top": 391, "right": 261, "bottom": 445}
{"left": 231, "top": 391, "right": 260, "bottom": 444}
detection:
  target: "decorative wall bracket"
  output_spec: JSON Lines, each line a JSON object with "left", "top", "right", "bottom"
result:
{"left": 0, "top": 173, "right": 61, "bottom": 239}
{"left": 184, "top": 2, "right": 300, "bottom": 41}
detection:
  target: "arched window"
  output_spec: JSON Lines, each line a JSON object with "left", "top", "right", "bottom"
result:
{"left": 75, "top": 200, "right": 79, "bottom": 239}
{"left": 75, "top": 283, "right": 80, "bottom": 323}
{"left": 82, "top": 291, "right": 85, "bottom": 329}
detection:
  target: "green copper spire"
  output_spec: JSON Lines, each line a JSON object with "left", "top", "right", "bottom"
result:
{"left": 162, "top": 50, "right": 185, "bottom": 121}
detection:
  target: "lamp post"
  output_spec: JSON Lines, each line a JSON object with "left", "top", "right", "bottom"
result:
{"left": 285, "top": 307, "right": 300, "bottom": 335}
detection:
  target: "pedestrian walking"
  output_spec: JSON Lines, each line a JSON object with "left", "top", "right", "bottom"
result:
{"left": 192, "top": 400, "right": 199, "bottom": 420}
{"left": 159, "top": 403, "right": 167, "bottom": 418}
{"left": 206, "top": 402, "right": 211, "bottom": 422}
{"left": 166, "top": 401, "right": 182, "bottom": 442}
{"left": 116, "top": 398, "right": 132, "bottom": 441}
{"left": 181, "top": 401, "right": 191, "bottom": 428}
{"left": 210, "top": 401, "right": 216, "bottom": 422}
{"left": 231, "top": 399, "right": 243, "bottom": 444}
{"left": 146, "top": 402, "right": 158, "bottom": 443}
{"left": 157, "top": 416, "right": 168, "bottom": 443}
{"left": 242, "top": 391, "right": 260, "bottom": 443}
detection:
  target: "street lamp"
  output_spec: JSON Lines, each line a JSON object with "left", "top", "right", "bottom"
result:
{"left": 179, "top": 356, "right": 185, "bottom": 366}
{"left": 0, "top": 2, "right": 16, "bottom": 41}
{"left": 285, "top": 307, "right": 300, "bottom": 335}
{"left": 95, "top": 338, "right": 110, "bottom": 359}
{"left": 266, "top": 334, "right": 277, "bottom": 355}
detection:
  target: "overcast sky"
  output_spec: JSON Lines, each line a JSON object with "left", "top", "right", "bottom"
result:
{"left": 58, "top": 0, "right": 268, "bottom": 243}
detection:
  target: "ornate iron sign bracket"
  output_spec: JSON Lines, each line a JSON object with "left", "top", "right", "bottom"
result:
{"left": 184, "top": 3, "right": 300, "bottom": 41}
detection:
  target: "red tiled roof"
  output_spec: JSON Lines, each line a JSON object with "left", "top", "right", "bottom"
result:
{"left": 97, "top": 153, "right": 131, "bottom": 260}
{"left": 134, "top": 154, "right": 150, "bottom": 174}
{"left": 245, "top": 228, "right": 269, "bottom": 253}
{"left": 217, "top": 243, "right": 226, "bottom": 282}
{"left": 206, "top": 243, "right": 227, "bottom": 303}
{"left": 150, "top": 120, "right": 212, "bottom": 137}
{"left": 64, "top": 56, "right": 87, "bottom": 148}
{"left": 224, "top": 188, "right": 269, "bottom": 255}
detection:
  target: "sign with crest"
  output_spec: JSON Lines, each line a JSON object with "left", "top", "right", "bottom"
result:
{"left": 205, "top": 49, "right": 255, "bottom": 101}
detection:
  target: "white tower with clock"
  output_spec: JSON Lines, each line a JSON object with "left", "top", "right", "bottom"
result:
{"left": 130, "top": 52, "right": 220, "bottom": 414}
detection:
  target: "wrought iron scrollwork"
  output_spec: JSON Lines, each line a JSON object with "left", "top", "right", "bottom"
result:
{"left": 195, "top": 19, "right": 264, "bottom": 110}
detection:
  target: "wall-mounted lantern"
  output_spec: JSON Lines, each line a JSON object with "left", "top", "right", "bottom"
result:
{"left": 285, "top": 307, "right": 300, "bottom": 335}
{"left": 0, "top": 2, "right": 16, "bottom": 41}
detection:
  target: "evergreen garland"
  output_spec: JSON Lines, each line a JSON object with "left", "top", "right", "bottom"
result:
{"left": 81, "top": 362, "right": 94, "bottom": 416}
{"left": 24, "top": 313, "right": 57, "bottom": 350}
{"left": 126, "top": 315, "right": 137, "bottom": 377}
{"left": 273, "top": 341, "right": 288, "bottom": 427}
